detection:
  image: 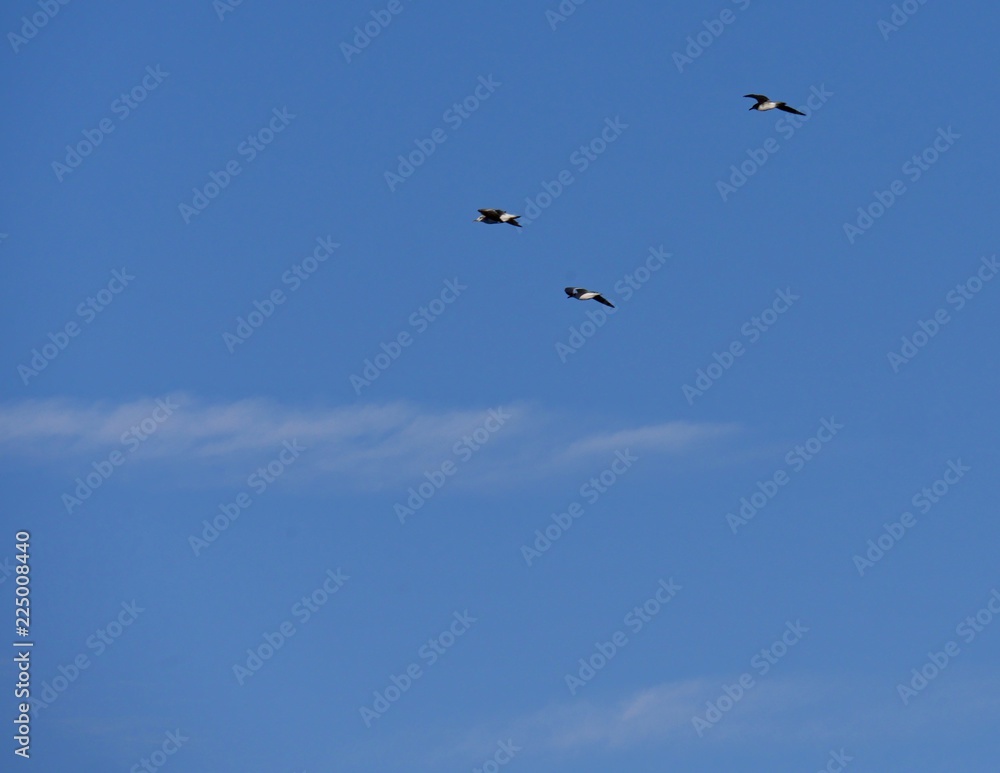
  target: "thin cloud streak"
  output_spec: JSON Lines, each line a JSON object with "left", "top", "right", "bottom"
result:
{"left": 450, "top": 673, "right": 1000, "bottom": 761}
{"left": 0, "top": 394, "right": 738, "bottom": 489}
{"left": 559, "top": 421, "right": 740, "bottom": 461}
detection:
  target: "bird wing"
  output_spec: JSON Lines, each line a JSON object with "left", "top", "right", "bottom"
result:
{"left": 499, "top": 212, "right": 520, "bottom": 221}
{"left": 565, "top": 287, "right": 581, "bottom": 297}
{"left": 478, "top": 208, "right": 501, "bottom": 218}
{"left": 777, "top": 104, "right": 806, "bottom": 116}
{"left": 744, "top": 94, "right": 768, "bottom": 102}
{"left": 594, "top": 294, "right": 615, "bottom": 308}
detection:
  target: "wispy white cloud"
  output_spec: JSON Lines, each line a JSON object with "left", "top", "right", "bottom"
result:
{"left": 0, "top": 394, "right": 737, "bottom": 489}
{"left": 559, "top": 421, "right": 738, "bottom": 462}
{"left": 448, "top": 672, "right": 1000, "bottom": 762}
{"left": 460, "top": 679, "right": 712, "bottom": 753}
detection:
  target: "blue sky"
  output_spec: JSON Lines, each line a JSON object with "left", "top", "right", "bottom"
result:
{"left": 2, "top": 1, "right": 999, "bottom": 771}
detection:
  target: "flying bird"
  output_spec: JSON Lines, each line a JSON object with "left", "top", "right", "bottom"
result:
{"left": 565, "top": 287, "right": 614, "bottom": 308}
{"left": 474, "top": 208, "right": 522, "bottom": 227}
{"left": 744, "top": 94, "right": 806, "bottom": 116}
